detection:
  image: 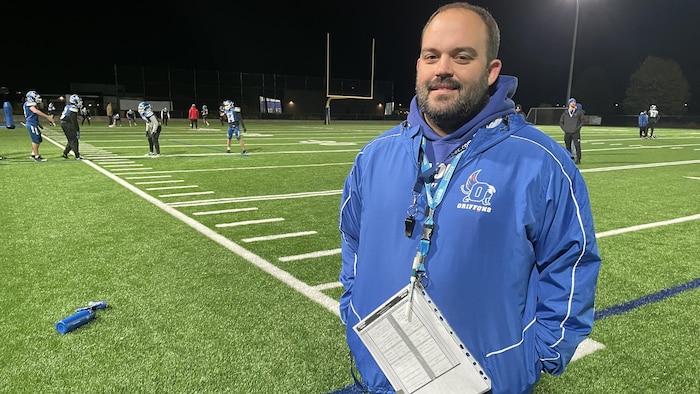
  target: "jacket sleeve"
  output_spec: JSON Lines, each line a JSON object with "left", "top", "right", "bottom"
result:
{"left": 533, "top": 168, "right": 601, "bottom": 376}
{"left": 338, "top": 159, "right": 362, "bottom": 325}
{"left": 559, "top": 112, "right": 566, "bottom": 129}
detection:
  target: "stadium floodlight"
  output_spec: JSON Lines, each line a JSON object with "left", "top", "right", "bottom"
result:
{"left": 566, "top": 0, "right": 580, "bottom": 103}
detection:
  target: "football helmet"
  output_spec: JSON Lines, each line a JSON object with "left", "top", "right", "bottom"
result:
{"left": 69, "top": 94, "right": 83, "bottom": 108}
{"left": 223, "top": 100, "right": 233, "bottom": 110}
{"left": 650, "top": 104, "right": 657, "bottom": 110}
{"left": 26, "top": 90, "right": 42, "bottom": 104}
{"left": 138, "top": 102, "right": 151, "bottom": 114}
{"left": 202, "top": 104, "right": 208, "bottom": 109}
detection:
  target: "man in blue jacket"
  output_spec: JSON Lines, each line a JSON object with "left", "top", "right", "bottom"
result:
{"left": 337, "top": 3, "right": 601, "bottom": 393}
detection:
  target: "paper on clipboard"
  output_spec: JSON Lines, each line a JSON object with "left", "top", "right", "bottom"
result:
{"left": 353, "top": 284, "right": 491, "bottom": 394}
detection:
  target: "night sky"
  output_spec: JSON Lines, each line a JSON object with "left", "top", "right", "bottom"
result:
{"left": 5, "top": 0, "right": 699, "bottom": 114}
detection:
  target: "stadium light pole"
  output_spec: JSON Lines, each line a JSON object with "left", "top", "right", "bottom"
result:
{"left": 565, "top": 0, "right": 580, "bottom": 102}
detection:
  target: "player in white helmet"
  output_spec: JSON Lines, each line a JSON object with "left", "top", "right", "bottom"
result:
{"left": 201, "top": 104, "right": 210, "bottom": 126}
{"left": 138, "top": 102, "right": 162, "bottom": 157}
{"left": 23, "top": 90, "right": 54, "bottom": 161}
{"left": 223, "top": 100, "right": 247, "bottom": 155}
{"left": 647, "top": 104, "right": 660, "bottom": 138}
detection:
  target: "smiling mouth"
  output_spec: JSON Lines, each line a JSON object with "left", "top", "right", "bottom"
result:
{"left": 428, "top": 79, "right": 460, "bottom": 90}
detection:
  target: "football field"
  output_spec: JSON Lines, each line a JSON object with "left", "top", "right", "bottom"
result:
{"left": 1, "top": 119, "right": 699, "bottom": 393}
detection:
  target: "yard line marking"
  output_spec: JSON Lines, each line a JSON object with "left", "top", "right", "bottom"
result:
{"left": 194, "top": 207, "right": 258, "bottom": 215}
{"left": 242, "top": 231, "right": 317, "bottom": 243}
{"left": 581, "top": 159, "right": 700, "bottom": 173}
{"left": 147, "top": 185, "right": 198, "bottom": 191}
{"left": 93, "top": 162, "right": 354, "bottom": 176}
{"left": 167, "top": 190, "right": 342, "bottom": 208}
{"left": 596, "top": 214, "right": 700, "bottom": 238}
{"left": 160, "top": 191, "right": 214, "bottom": 198}
{"left": 111, "top": 167, "right": 154, "bottom": 172}
{"left": 684, "top": 176, "right": 700, "bottom": 180}
{"left": 103, "top": 164, "right": 144, "bottom": 168}
{"left": 278, "top": 248, "right": 341, "bottom": 262}
{"left": 135, "top": 180, "right": 185, "bottom": 185}
{"left": 125, "top": 175, "right": 172, "bottom": 179}
{"left": 216, "top": 218, "right": 284, "bottom": 228}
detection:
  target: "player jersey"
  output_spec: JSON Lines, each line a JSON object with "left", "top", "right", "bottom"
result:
{"left": 23, "top": 101, "right": 39, "bottom": 125}
{"left": 224, "top": 108, "right": 239, "bottom": 124}
{"left": 60, "top": 103, "right": 79, "bottom": 121}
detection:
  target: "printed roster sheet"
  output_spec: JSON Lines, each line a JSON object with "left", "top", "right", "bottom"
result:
{"left": 353, "top": 284, "right": 491, "bottom": 394}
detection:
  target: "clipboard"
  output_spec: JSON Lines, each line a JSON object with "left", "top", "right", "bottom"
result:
{"left": 353, "top": 284, "right": 491, "bottom": 394}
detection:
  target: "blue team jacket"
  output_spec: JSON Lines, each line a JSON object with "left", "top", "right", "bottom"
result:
{"left": 338, "top": 87, "right": 601, "bottom": 393}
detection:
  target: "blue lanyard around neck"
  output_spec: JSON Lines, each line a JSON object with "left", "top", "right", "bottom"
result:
{"left": 405, "top": 136, "right": 470, "bottom": 319}
{"left": 418, "top": 136, "right": 468, "bottom": 255}
{"left": 421, "top": 138, "right": 467, "bottom": 212}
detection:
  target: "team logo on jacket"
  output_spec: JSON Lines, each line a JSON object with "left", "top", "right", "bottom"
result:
{"left": 458, "top": 169, "right": 495, "bottom": 213}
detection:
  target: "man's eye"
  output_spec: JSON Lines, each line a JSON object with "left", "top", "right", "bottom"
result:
{"left": 455, "top": 55, "right": 474, "bottom": 63}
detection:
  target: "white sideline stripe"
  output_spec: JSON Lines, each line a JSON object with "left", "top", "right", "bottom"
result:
{"left": 160, "top": 191, "right": 214, "bottom": 198}
{"left": 135, "top": 180, "right": 185, "bottom": 185}
{"left": 571, "top": 339, "right": 606, "bottom": 362}
{"left": 147, "top": 185, "right": 198, "bottom": 191}
{"left": 243, "top": 231, "right": 317, "bottom": 243}
{"left": 194, "top": 207, "right": 258, "bottom": 215}
{"left": 216, "top": 218, "right": 284, "bottom": 228}
{"left": 167, "top": 190, "right": 342, "bottom": 208}
{"left": 62, "top": 157, "right": 341, "bottom": 315}
{"left": 278, "top": 248, "right": 341, "bottom": 262}
{"left": 596, "top": 214, "right": 700, "bottom": 238}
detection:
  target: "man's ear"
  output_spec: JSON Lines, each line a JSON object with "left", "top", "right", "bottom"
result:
{"left": 487, "top": 59, "right": 502, "bottom": 86}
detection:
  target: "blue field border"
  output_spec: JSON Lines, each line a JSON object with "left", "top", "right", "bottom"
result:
{"left": 595, "top": 278, "right": 700, "bottom": 320}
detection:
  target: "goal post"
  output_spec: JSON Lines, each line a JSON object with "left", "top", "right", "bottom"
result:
{"left": 324, "top": 33, "right": 375, "bottom": 124}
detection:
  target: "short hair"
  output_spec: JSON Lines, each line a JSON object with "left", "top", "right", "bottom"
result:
{"left": 421, "top": 2, "right": 501, "bottom": 62}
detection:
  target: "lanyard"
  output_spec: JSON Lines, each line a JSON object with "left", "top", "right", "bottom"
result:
{"left": 406, "top": 136, "right": 470, "bottom": 319}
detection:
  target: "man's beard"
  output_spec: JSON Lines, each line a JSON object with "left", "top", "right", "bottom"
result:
{"left": 416, "top": 71, "right": 490, "bottom": 134}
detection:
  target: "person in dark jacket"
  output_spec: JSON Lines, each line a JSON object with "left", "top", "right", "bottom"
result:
{"left": 559, "top": 97, "right": 584, "bottom": 164}
{"left": 638, "top": 110, "right": 649, "bottom": 138}
{"left": 60, "top": 94, "right": 84, "bottom": 160}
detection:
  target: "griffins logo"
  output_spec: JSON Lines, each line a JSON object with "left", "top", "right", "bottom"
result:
{"left": 458, "top": 169, "right": 495, "bottom": 213}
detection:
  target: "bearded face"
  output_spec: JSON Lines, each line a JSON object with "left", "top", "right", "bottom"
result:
{"left": 415, "top": 68, "right": 490, "bottom": 133}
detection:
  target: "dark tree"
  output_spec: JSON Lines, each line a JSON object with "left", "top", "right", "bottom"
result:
{"left": 623, "top": 56, "right": 690, "bottom": 115}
